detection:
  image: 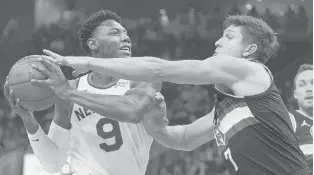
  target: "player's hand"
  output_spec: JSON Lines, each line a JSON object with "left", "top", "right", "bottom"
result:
{"left": 42, "top": 49, "right": 90, "bottom": 77}
{"left": 3, "top": 78, "right": 33, "bottom": 119}
{"left": 143, "top": 92, "right": 168, "bottom": 133}
{"left": 30, "top": 58, "right": 72, "bottom": 99}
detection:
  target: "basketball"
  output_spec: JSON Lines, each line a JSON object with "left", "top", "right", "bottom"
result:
{"left": 7, "top": 55, "right": 58, "bottom": 111}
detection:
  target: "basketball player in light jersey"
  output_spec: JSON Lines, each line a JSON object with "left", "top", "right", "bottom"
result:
{"left": 43, "top": 15, "right": 312, "bottom": 174}
{"left": 289, "top": 64, "right": 313, "bottom": 169}
{"left": 4, "top": 10, "right": 167, "bottom": 175}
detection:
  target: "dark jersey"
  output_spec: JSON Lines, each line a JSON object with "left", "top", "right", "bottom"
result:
{"left": 290, "top": 110, "right": 313, "bottom": 164}
{"left": 212, "top": 67, "right": 309, "bottom": 175}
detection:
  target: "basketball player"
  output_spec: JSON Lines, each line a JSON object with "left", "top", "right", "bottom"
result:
{"left": 289, "top": 64, "right": 313, "bottom": 169}
{"left": 43, "top": 15, "right": 312, "bottom": 175}
{"left": 4, "top": 10, "right": 167, "bottom": 175}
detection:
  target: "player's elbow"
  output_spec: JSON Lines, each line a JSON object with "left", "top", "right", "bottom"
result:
{"left": 44, "top": 165, "right": 61, "bottom": 174}
{"left": 40, "top": 160, "right": 65, "bottom": 174}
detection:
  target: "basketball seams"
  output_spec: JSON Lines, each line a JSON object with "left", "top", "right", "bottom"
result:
{"left": 20, "top": 93, "right": 56, "bottom": 102}
{"left": 8, "top": 61, "right": 45, "bottom": 78}
{"left": 9, "top": 55, "right": 44, "bottom": 73}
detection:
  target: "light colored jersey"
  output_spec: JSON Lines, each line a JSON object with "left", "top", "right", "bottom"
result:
{"left": 68, "top": 75, "right": 153, "bottom": 175}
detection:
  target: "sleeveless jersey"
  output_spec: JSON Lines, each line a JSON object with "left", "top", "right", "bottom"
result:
{"left": 212, "top": 66, "right": 310, "bottom": 175}
{"left": 290, "top": 110, "right": 313, "bottom": 163}
{"left": 68, "top": 75, "right": 153, "bottom": 175}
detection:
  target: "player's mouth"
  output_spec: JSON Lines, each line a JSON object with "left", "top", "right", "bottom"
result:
{"left": 305, "top": 96, "right": 313, "bottom": 100}
{"left": 120, "top": 45, "right": 131, "bottom": 53}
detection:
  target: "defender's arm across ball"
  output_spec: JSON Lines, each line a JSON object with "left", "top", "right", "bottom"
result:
{"left": 31, "top": 58, "right": 166, "bottom": 124}
{"left": 42, "top": 49, "right": 255, "bottom": 86}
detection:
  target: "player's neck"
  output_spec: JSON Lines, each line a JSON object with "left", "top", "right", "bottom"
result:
{"left": 89, "top": 54, "right": 119, "bottom": 87}
{"left": 297, "top": 106, "right": 313, "bottom": 120}
{"left": 89, "top": 72, "right": 119, "bottom": 88}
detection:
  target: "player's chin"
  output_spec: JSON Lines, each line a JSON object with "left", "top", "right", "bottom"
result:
{"left": 303, "top": 101, "right": 313, "bottom": 108}
{"left": 116, "top": 50, "right": 132, "bottom": 57}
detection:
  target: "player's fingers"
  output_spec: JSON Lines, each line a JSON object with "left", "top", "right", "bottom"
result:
{"left": 8, "top": 89, "right": 16, "bottom": 107}
{"left": 3, "top": 81, "right": 10, "bottom": 100}
{"left": 162, "top": 117, "right": 169, "bottom": 125}
{"left": 43, "top": 49, "right": 61, "bottom": 60}
{"left": 38, "top": 58, "right": 56, "bottom": 73}
{"left": 31, "top": 64, "right": 51, "bottom": 77}
{"left": 15, "top": 98, "right": 22, "bottom": 110}
{"left": 40, "top": 55, "right": 57, "bottom": 63}
{"left": 30, "top": 79, "right": 50, "bottom": 87}
{"left": 159, "top": 102, "right": 166, "bottom": 111}
{"left": 155, "top": 93, "right": 165, "bottom": 103}
{"left": 72, "top": 70, "right": 80, "bottom": 77}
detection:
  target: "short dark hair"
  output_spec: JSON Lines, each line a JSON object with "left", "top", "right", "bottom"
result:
{"left": 77, "top": 10, "right": 122, "bottom": 55}
{"left": 223, "top": 15, "right": 279, "bottom": 63}
{"left": 294, "top": 64, "right": 313, "bottom": 88}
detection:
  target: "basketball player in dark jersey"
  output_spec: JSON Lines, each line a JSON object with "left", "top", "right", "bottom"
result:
{"left": 42, "top": 15, "right": 311, "bottom": 174}
{"left": 289, "top": 64, "right": 313, "bottom": 169}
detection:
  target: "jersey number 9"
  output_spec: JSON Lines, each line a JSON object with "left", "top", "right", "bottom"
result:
{"left": 96, "top": 118, "right": 123, "bottom": 152}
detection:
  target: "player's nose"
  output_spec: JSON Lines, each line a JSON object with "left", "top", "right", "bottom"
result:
{"left": 305, "top": 84, "right": 312, "bottom": 92}
{"left": 215, "top": 38, "right": 222, "bottom": 48}
{"left": 121, "top": 33, "right": 131, "bottom": 44}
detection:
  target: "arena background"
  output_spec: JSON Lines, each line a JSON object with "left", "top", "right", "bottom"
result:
{"left": 0, "top": 0, "right": 312, "bottom": 174}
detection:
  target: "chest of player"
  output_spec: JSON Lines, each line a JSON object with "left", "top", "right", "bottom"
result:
{"left": 70, "top": 79, "right": 130, "bottom": 126}
{"left": 295, "top": 117, "right": 313, "bottom": 144}
{"left": 213, "top": 98, "right": 258, "bottom": 153}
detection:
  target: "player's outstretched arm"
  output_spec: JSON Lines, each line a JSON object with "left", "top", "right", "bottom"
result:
{"left": 43, "top": 50, "right": 256, "bottom": 86}
{"left": 146, "top": 109, "right": 215, "bottom": 151}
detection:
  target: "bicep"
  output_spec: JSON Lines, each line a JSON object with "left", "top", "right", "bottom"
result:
{"left": 161, "top": 56, "right": 255, "bottom": 85}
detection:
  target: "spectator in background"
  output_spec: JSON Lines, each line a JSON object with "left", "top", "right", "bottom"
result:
{"left": 159, "top": 9, "right": 169, "bottom": 28}
{"left": 289, "top": 64, "right": 313, "bottom": 169}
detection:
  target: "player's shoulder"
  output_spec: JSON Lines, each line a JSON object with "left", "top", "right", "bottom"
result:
{"left": 130, "top": 81, "right": 162, "bottom": 92}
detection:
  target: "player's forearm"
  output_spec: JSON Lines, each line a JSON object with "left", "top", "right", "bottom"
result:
{"left": 21, "top": 115, "right": 39, "bottom": 134}
{"left": 62, "top": 90, "right": 143, "bottom": 123}
{"left": 149, "top": 125, "right": 192, "bottom": 151}
{"left": 85, "top": 56, "right": 210, "bottom": 85}
{"left": 85, "top": 56, "right": 164, "bottom": 83}
{"left": 150, "top": 112, "right": 215, "bottom": 151}
{"left": 27, "top": 124, "right": 69, "bottom": 173}
{"left": 52, "top": 98, "right": 71, "bottom": 130}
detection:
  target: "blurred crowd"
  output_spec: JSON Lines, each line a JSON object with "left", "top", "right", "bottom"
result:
{"left": 0, "top": 3, "right": 312, "bottom": 175}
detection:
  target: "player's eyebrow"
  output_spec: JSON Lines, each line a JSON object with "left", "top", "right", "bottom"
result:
{"left": 109, "top": 28, "right": 127, "bottom": 33}
{"left": 224, "top": 29, "right": 235, "bottom": 34}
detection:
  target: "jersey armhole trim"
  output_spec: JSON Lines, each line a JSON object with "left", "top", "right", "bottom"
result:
{"left": 244, "top": 63, "right": 275, "bottom": 100}
{"left": 289, "top": 112, "right": 297, "bottom": 133}
{"left": 68, "top": 78, "right": 81, "bottom": 120}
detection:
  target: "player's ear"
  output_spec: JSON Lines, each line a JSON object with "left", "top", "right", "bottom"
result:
{"left": 242, "top": 44, "right": 257, "bottom": 57}
{"left": 87, "top": 38, "right": 99, "bottom": 52}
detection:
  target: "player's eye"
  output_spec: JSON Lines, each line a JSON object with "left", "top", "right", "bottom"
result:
{"left": 109, "top": 29, "right": 119, "bottom": 35}
{"left": 299, "top": 82, "right": 305, "bottom": 87}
